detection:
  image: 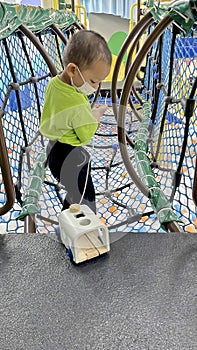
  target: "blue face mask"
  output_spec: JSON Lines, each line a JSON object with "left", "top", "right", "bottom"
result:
{"left": 71, "top": 66, "right": 97, "bottom": 96}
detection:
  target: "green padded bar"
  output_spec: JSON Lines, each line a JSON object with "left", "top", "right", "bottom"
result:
{"left": 134, "top": 98, "right": 182, "bottom": 229}
{"left": 17, "top": 149, "right": 46, "bottom": 220}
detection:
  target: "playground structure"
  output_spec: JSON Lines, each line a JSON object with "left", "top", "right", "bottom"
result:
{"left": 0, "top": 0, "right": 196, "bottom": 236}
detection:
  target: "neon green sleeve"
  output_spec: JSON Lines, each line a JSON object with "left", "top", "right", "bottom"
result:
{"left": 71, "top": 106, "right": 98, "bottom": 144}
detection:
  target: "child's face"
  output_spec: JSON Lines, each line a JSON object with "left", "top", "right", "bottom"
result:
{"left": 74, "top": 59, "right": 111, "bottom": 91}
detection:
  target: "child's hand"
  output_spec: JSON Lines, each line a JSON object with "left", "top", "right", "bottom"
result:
{"left": 94, "top": 104, "right": 108, "bottom": 114}
{"left": 92, "top": 104, "right": 108, "bottom": 122}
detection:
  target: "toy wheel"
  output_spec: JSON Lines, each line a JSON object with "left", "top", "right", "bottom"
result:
{"left": 66, "top": 247, "right": 73, "bottom": 261}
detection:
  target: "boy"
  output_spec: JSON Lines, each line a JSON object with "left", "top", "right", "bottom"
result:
{"left": 40, "top": 30, "right": 112, "bottom": 213}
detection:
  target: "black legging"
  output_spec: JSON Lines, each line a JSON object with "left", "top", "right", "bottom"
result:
{"left": 47, "top": 141, "right": 96, "bottom": 213}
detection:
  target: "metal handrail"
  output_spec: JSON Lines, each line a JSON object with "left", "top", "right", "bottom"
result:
{"left": 75, "top": 5, "right": 87, "bottom": 27}
{"left": 130, "top": 3, "right": 138, "bottom": 32}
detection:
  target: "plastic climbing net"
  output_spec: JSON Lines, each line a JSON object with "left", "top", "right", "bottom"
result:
{"left": 0, "top": 1, "right": 196, "bottom": 233}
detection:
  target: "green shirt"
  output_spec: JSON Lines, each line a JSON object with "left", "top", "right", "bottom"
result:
{"left": 40, "top": 76, "right": 98, "bottom": 146}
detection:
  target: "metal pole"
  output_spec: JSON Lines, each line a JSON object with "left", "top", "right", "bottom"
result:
{"left": 71, "top": 0, "right": 75, "bottom": 12}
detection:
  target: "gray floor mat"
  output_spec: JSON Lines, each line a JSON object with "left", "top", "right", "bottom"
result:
{"left": 0, "top": 232, "right": 197, "bottom": 350}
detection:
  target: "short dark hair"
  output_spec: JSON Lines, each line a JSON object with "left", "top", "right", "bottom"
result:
{"left": 63, "top": 30, "right": 112, "bottom": 69}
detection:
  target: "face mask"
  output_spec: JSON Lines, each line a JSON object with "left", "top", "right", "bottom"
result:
{"left": 71, "top": 67, "right": 97, "bottom": 96}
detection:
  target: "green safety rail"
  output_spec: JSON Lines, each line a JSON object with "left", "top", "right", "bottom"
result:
{"left": 134, "top": 98, "right": 182, "bottom": 229}
{"left": 17, "top": 148, "right": 46, "bottom": 220}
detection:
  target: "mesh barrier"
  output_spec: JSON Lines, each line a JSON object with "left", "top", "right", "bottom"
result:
{"left": 0, "top": 2, "right": 196, "bottom": 233}
{"left": 142, "top": 26, "right": 197, "bottom": 232}
{"left": 159, "top": 34, "right": 196, "bottom": 231}
{"left": 112, "top": 3, "right": 197, "bottom": 232}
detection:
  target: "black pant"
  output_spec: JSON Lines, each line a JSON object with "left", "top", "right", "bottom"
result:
{"left": 47, "top": 141, "right": 96, "bottom": 213}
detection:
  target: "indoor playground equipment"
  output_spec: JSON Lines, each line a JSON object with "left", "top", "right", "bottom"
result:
{"left": 0, "top": 0, "right": 197, "bottom": 246}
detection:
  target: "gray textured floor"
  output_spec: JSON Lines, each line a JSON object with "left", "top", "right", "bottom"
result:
{"left": 0, "top": 232, "right": 197, "bottom": 350}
